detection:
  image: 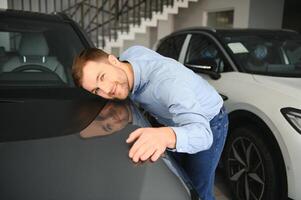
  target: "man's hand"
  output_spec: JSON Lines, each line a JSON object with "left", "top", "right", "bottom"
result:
{"left": 126, "top": 127, "right": 176, "bottom": 163}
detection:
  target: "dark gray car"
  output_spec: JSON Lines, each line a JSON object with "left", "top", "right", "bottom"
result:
{"left": 0, "top": 10, "right": 197, "bottom": 200}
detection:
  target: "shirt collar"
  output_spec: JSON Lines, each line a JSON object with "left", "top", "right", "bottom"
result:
{"left": 119, "top": 58, "right": 141, "bottom": 99}
{"left": 129, "top": 59, "right": 141, "bottom": 97}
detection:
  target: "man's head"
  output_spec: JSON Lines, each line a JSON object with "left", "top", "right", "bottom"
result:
{"left": 72, "top": 48, "right": 133, "bottom": 100}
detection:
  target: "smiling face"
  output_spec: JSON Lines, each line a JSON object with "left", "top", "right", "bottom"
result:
{"left": 81, "top": 55, "right": 132, "bottom": 100}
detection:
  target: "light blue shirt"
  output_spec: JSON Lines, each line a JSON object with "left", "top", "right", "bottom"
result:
{"left": 119, "top": 46, "right": 223, "bottom": 154}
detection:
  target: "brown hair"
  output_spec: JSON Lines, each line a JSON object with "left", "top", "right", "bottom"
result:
{"left": 72, "top": 48, "right": 109, "bottom": 87}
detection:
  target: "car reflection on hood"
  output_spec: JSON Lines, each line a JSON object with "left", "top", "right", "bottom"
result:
{"left": 0, "top": 98, "right": 191, "bottom": 200}
{"left": 80, "top": 100, "right": 144, "bottom": 139}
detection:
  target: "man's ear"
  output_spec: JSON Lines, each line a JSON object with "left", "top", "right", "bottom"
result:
{"left": 108, "top": 54, "right": 120, "bottom": 66}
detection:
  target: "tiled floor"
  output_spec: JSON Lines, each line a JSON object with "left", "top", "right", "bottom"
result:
{"left": 214, "top": 169, "right": 231, "bottom": 200}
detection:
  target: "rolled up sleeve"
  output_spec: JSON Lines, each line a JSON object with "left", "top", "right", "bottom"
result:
{"left": 169, "top": 104, "right": 213, "bottom": 154}
{"left": 171, "top": 123, "right": 213, "bottom": 154}
{"left": 155, "top": 78, "right": 214, "bottom": 154}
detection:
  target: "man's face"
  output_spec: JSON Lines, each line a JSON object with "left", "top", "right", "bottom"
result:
{"left": 81, "top": 59, "right": 130, "bottom": 100}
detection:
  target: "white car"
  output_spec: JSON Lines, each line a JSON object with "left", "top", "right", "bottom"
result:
{"left": 155, "top": 28, "right": 301, "bottom": 200}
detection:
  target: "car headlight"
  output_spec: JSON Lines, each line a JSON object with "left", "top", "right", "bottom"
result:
{"left": 281, "top": 107, "right": 301, "bottom": 134}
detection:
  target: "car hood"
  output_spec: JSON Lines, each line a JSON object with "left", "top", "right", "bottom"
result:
{"left": 252, "top": 75, "right": 301, "bottom": 100}
{"left": 0, "top": 96, "right": 190, "bottom": 200}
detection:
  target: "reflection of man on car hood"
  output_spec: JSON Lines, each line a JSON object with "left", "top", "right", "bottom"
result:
{"left": 80, "top": 101, "right": 149, "bottom": 138}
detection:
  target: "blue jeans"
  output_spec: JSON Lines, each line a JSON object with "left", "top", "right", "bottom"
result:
{"left": 170, "top": 106, "right": 229, "bottom": 200}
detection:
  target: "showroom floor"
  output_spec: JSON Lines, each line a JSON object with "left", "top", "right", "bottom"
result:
{"left": 214, "top": 169, "right": 231, "bottom": 200}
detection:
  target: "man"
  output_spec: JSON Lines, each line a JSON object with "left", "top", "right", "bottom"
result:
{"left": 72, "top": 46, "right": 228, "bottom": 200}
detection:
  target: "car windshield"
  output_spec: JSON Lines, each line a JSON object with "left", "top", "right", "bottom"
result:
{"left": 0, "top": 16, "right": 85, "bottom": 87}
{"left": 218, "top": 31, "right": 301, "bottom": 77}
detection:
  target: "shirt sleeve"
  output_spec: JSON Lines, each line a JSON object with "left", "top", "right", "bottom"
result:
{"left": 154, "top": 78, "right": 213, "bottom": 154}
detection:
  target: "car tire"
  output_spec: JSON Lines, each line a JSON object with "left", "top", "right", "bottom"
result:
{"left": 223, "top": 125, "right": 282, "bottom": 200}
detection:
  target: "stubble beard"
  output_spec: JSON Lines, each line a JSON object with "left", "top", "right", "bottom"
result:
{"left": 113, "top": 81, "right": 130, "bottom": 100}
{"left": 113, "top": 68, "right": 131, "bottom": 100}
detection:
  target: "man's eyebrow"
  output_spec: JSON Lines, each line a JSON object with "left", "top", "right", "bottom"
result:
{"left": 96, "top": 73, "right": 100, "bottom": 83}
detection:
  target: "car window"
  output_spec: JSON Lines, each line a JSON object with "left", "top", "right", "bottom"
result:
{"left": 282, "top": 39, "right": 301, "bottom": 69}
{"left": 218, "top": 31, "right": 301, "bottom": 77}
{"left": 0, "top": 18, "right": 85, "bottom": 87}
{"left": 185, "top": 34, "right": 232, "bottom": 73}
{"left": 157, "top": 34, "right": 186, "bottom": 60}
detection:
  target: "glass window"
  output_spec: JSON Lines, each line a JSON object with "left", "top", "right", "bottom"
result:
{"left": 218, "top": 31, "right": 301, "bottom": 77}
{"left": 185, "top": 34, "right": 232, "bottom": 73}
{"left": 207, "top": 10, "right": 234, "bottom": 28}
{"left": 157, "top": 34, "right": 186, "bottom": 60}
{"left": 0, "top": 18, "right": 85, "bottom": 87}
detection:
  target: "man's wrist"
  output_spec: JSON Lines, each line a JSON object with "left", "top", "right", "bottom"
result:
{"left": 160, "top": 127, "right": 176, "bottom": 149}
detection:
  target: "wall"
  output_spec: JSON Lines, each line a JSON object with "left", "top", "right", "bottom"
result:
{"left": 5, "top": 0, "right": 286, "bottom": 53}
{"left": 122, "top": 27, "right": 152, "bottom": 54}
{"left": 157, "top": 13, "right": 175, "bottom": 40}
{"left": 248, "top": 0, "right": 284, "bottom": 29}
{"left": 0, "top": 0, "right": 7, "bottom": 9}
{"left": 174, "top": 0, "right": 251, "bottom": 31}
{"left": 123, "top": 13, "right": 175, "bottom": 52}
{"left": 122, "top": 0, "right": 253, "bottom": 52}
{"left": 122, "top": 0, "right": 251, "bottom": 50}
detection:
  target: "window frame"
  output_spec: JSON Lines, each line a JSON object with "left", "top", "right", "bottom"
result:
{"left": 0, "top": 17, "right": 89, "bottom": 88}
{"left": 181, "top": 31, "right": 237, "bottom": 73}
{"left": 156, "top": 33, "right": 187, "bottom": 61}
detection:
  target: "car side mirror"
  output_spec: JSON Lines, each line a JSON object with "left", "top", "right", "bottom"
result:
{"left": 185, "top": 58, "right": 221, "bottom": 80}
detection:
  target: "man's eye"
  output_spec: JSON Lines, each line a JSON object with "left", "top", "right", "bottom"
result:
{"left": 106, "top": 124, "right": 112, "bottom": 131}
{"left": 100, "top": 74, "right": 105, "bottom": 81}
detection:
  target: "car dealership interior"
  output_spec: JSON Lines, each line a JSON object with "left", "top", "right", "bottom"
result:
{"left": 0, "top": 0, "right": 300, "bottom": 200}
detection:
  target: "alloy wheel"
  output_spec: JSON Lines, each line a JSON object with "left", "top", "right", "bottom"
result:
{"left": 227, "top": 136, "right": 265, "bottom": 200}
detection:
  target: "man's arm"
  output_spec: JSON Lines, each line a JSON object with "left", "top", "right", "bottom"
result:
{"left": 126, "top": 78, "right": 216, "bottom": 162}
